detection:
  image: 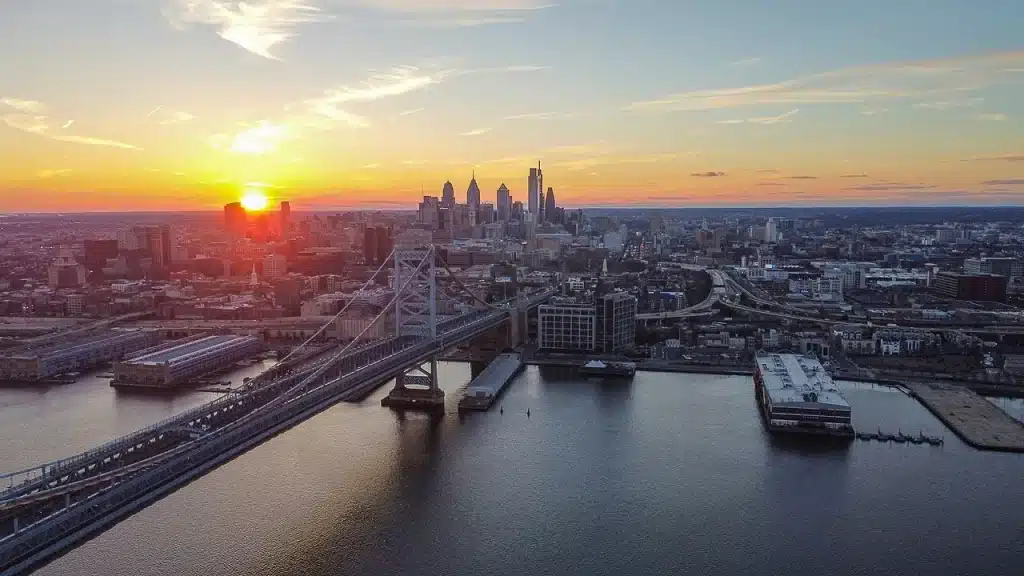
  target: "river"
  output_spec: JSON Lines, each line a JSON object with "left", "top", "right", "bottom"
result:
{"left": 3, "top": 365, "right": 1023, "bottom": 576}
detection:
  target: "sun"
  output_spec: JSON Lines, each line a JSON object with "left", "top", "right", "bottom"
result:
{"left": 240, "top": 190, "right": 269, "bottom": 211}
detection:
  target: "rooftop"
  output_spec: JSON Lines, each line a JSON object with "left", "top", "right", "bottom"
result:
{"left": 756, "top": 352, "right": 849, "bottom": 409}
{"left": 128, "top": 335, "right": 244, "bottom": 365}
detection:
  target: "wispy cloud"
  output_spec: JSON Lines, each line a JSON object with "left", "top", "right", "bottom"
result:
{"left": 399, "top": 107, "right": 425, "bottom": 116}
{"left": 692, "top": 171, "right": 726, "bottom": 177}
{"left": 37, "top": 168, "right": 72, "bottom": 179}
{"left": 783, "top": 175, "right": 817, "bottom": 180}
{"left": 914, "top": 97, "right": 983, "bottom": 110}
{"left": 209, "top": 121, "right": 288, "bottom": 154}
{"left": 718, "top": 108, "right": 799, "bottom": 125}
{"left": 0, "top": 98, "right": 45, "bottom": 113}
{"left": 303, "top": 66, "right": 451, "bottom": 127}
{"left": 757, "top": 181, "right": 785, "bottom": 187}
{"left": 977, "top": 113, "right": 1007, "bottom": 121}
{"left": 163, "top": 0, "right": 333, "bottom": 60}
{"left": 860, "top": 107, "right": 888, "bottom": 116}
{"left": 983, "top": 179, "right": 1024, "bottom": 186}
{"left": 149, "top": 106, "right": 196, "bottom": 125}
{"left": 756, "top": 168, "right": 779, "bottom": 174}
{"left": 1, "top": 98, "right": 141, "bottom": 150}
{"left": 460, "top": 127, "right": 492, "bottom": 136}
{"left": 842, "top": 173, "right": 869, "bottom": 178}
{"left": 846, "top": 183, "right": 938, "bottom": 191}
{"left": 372, "top": 1, "right": 554, "bottom": 27}
{"left": 732, "top": 57, "right": 762, "bottom": 67}
{"left": 553, "top": 153, "right": 684, "bottom": 171}
{"left": 627, "top": 51, "right": 1024, "bottom": 113}
{"left": 504, "top": 111, "right": 560, "bottom": 121}
{"left": 967, "top": 153, "right": 1024, "bottom": 162}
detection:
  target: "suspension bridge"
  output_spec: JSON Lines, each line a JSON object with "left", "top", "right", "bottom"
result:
{"left": 0, "top": 243, "right": 557, "bottom": 575}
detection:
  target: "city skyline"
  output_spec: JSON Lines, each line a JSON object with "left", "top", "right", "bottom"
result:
{"left": 1, "top": 1, "right": 1023, "bottom": 212}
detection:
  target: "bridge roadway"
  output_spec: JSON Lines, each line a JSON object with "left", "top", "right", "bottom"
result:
{"left": 0, "top": 290, "right": 555, "bottom": 574}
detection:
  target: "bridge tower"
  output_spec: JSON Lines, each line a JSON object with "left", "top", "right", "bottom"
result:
{"left": 382, "top": 244, "right": 445, "bottom": 412}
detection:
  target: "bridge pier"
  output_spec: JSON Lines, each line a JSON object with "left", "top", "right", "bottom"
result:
{"left": 382, "top": 356, "right": 445, "bottom": 412}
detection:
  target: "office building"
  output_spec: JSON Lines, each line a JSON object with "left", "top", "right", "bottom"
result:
{"left": 441, "top": 180, "right": 456, "bottom": 207}
{"left": 539, "top": 303, "right": 597, "bottom": 351}
{"left": 478, "top": 203, "right": 495, "bottom": 225}
{"left": 598, "top": 292, "right": 637, "bottom": 353}
{"left": 47, "top": 246, "right": 87, "bottom": 288}
{"left": 545, "top": 186, "right": 556, "bottom": 223}
{"left": 363, "top": 227, "right": 378, "bottom": 265}
{"left": 224, "top": 202, "right": 247, "bottom": 235}
{"left": 143, "top": 224, "right": 174, "bottom": 268}
{"left": 418, "top": 196, "right": 441, "bottom": 229}
{"left": 765, "top": 217, "right": 778, "bottom": 243}
{"left": 963, "top": 257, "right": 1022, "bottom": 279}
{"left": 497, "top": 183, "right": 511, "bottom": 221}
{"left": 83, "top": 239, "right": 118, "bottom": 271}
{"left": 279, "top": 201, "right": 291, "bottom": 235}
{"left": 263, "top": 253, "right": 287, "bottom": 279}
{"left": 466, "top": 172, "right": 481, "bottom": 211}
{"left": 528, "top": 161, "right": 542, "bottom": 216}
{"left": 375, "top": 226, "right": 393, "bottom": 265}
{"left": 933, "top": 272, "right": 1008, "bottom": 302}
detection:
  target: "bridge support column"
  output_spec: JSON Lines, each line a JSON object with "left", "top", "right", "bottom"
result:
{"left": 382, "top": 356, "right": 445, "bottom": 412}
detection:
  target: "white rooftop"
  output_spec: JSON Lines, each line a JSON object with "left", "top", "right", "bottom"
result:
{"left": 756, "top": 352, "right": 850, "bottom": 409}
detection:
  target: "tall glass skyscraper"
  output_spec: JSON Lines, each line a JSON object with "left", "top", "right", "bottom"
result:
{"left": 528, "top": 161, "right": 542, "bottom": 215}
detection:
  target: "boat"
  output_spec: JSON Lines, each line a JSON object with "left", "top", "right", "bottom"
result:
{"left": 579, "top": 360, "right": 636, "bottom": 377}
{"left": 753, "top": 352, "right": 854, "bottom": 439}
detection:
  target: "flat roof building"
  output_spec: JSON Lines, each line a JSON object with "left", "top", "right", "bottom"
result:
{"left": 115, "top": 334, "right": 261, "bottom": 387}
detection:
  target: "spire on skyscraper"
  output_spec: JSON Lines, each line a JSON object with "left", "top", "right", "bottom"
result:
{"left": 467, "top": 172, "right": 481, "bottom": 210}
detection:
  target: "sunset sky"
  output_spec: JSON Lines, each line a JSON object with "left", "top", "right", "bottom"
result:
{"left": 1, "top": 0, "right": 1022, "bottom": 212}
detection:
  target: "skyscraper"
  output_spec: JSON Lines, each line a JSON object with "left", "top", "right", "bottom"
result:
{"left": 545, "top": 187, "right": 556, "bottom": 223}
{"left": 528, "top": 161, "right": 542, "bottom": 216}
{"left": 441, "top": 181, "right": 455, "bottom": 207}
{"left": 538, "top": 187, "right": 545, "bottom": 223}
{"left": 496, "top": 183, "right": 511, "bottom": 221}
{"left": 279, "top": 201, "right": 291, "bottom": 236}
{"left": 466, "top": 172, "right": 481, "bottom": 211}
{"left": 224, "top": 202, "right": 247, "bottom": 235}
{"left": 363, "top": 227, "right": 378, "bottom": 265}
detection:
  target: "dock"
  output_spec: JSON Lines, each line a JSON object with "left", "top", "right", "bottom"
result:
{"left": 855, "top": 429, "right": 944, "bottom": 446}
{"left": 908, "top": 382, "right": 1024, "bottom": 453}
{"left": 458, "top": 353, "right": 523, "bottom": 412}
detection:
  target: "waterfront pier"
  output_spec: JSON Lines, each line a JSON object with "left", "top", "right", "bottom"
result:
{"left": 908, "top": 382, "right": 1024, "bottom": 452}
{"left": 458, "top": 352, "right": 523, "bottom": 412}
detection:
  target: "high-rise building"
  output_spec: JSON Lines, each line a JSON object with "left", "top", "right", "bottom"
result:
{"left": 598, "top": 292, "right": 637, "bottom": 353}
{"left": 528, "top": 161, "right": 542, "bottom": 215}
{"left": 418, "top": 196, "right": 441, "bottom": 229}
{"left": 279, "top": 201, "right": 291, "bottom": 236}
{"left": 375, "top": 226, "right": 393, "bottom": 265}
{"left": 224, "top": 202, "right": 247, "bottom": 235}
{"left": 765, "top": 217, "right": 778, "bottom": 243}
{"left": 441, "top": 181, "right": 456, "bottom": 207}
{"left": 466, "top": 172, "right": 481, "bottom": 211}
{"left": 545, "top": 186, "right": 556, "bottom": 223}
{"left": 83, "top": 239, "right": 118, "bottom": 271}
{"left": 47, "top": 246, "right": 87, "bottom": 289}
{"left": 363, "top": 227, "right": 378, "bottom": 265}
{"left": 478, "top": 203, "right": 495, "bottom": 224}
{"left": 538, "top": 303, "right": 597, "bottom": 351}
{"left": 496, "top": 183, "right": 511, "bottom": 221}
{"left": 512, "top": 201, "right": 524, "bottom": 220}
{"left": 934, "top": 272, "right": 1008, "bottom": 302}
{"left": 263, "top": 253, "right": 288, "bottom": 280}
{"left": 538, "top": 187, "right": 546, "bottom": 223}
